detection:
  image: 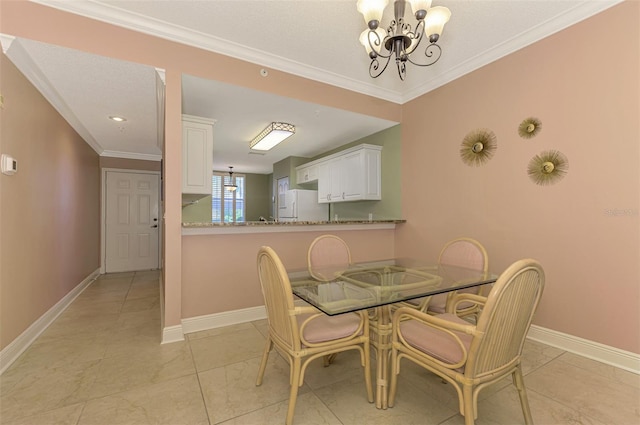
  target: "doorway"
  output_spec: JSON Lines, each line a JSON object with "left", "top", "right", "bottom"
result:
{"left": 103, "top": 170, "right": 160, "bottom": 273}
{"left": 276, "top": 176, "right": 289, "bottom": 221}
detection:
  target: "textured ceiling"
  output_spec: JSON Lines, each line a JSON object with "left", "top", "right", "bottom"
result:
{"left": 2, "top": 0, "right": 622, "bottom": 173}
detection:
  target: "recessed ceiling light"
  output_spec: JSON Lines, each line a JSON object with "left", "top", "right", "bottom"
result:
{"left": 109, "top": 115, "right": 127, "bottom": 122}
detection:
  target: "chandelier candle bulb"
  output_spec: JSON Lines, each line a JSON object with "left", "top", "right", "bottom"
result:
{"left": 424, "top": 6, "right": 451, "bottom": 41}
{"left": 357, "top": 0, "right": 388, "bottom": 27}
{"left": 409, "top": 0, "right": 432, "bottom": 18}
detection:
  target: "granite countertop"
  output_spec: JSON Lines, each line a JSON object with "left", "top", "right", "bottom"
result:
{"left": 182, "top": 219, "right": 405, "bottom": 228}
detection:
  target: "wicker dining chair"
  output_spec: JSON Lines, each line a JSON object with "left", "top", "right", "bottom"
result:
{"left": 389, "top": 259, "right": 545, "bottom": 425}
{"left": 307, "top": 234, "right": 352, "bottom": 282}
{"left": 256, "top": 246, "right": 373, "bottom": 425}
{"left": 307, "top": 234, "right": 358, "bottom": 366}
{"left": 401, "top": 237, "right": 489, "bottom": 317}
{"left": 430, "top": 237, "right": 489, "bottom": 317}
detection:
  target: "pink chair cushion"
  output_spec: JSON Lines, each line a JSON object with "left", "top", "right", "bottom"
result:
{"left": 439, "top": 241, "right": 485, "bottom": 270}
{"left": 428, "top": 240, "right": 486, "bottom": 314}
{"left": 309, "top": 238, "right": 350, "bottom": 280}
{"left": 427, "top": 293, "right": 448, "bottom": 313}
{"left": 298, "top": 313, "right": 362, "bottom": 344}
{"left": 428, "top": 292, "right": 476, "bottom": 314}
{"left": 399, "top": 313, "right": 472, "bottom": 366}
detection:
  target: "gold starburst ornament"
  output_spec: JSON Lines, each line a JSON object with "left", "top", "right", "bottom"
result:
{"left": 460, "top": 129, "right": 497, "bottom": 167}
{"left": 518, "top": 117, "right": 542, "bottom": 139}
{"left": 527, "top": 150, "right": 568, "bottom": 186}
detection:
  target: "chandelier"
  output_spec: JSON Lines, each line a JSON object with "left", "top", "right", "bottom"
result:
{"left": 357, "top": 0, "right": 451, "bottom": 80}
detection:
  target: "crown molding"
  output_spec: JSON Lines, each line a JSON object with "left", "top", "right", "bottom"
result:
{"left": 32, "top": 0, "right": 621, "bottom": 105}
{"left": 155, "top": 69, "right": 166, "bottom": 152}
{"left": 31, "top": 0, "right": 404, "bottom": 103}
{"left": 100, "top": 150, "right": 162, "bottom": 161}
{"left": 4, "top": 37, "right": 104, "bottom": 154}
{"left": 0, "top": 33, "right": 15, "bottom": 53}
{"left": 401, "top": 0, "right": 624, "bottom": 103}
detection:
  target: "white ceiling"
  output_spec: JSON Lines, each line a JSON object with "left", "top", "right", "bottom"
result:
{"left": 2, "top": 0, "right": 621, "bottom": 174}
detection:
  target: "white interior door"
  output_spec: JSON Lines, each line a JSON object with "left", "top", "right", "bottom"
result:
{"left": 105, "top": 171, "right": 160, "bottom": 273}
{"left": 276, "top": 176, "right": 289, "bottom": 220}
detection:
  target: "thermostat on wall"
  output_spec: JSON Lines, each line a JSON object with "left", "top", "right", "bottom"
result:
{"left": 1, "top": 154, "right": 17, "bottom": 175}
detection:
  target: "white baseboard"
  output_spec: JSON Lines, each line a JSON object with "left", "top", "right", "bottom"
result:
{"left": 0, "top": 268, "right": 101, "bottom": 374}
{"left": 170, "top": 309, "right": 640, "bottom": 376}
{"left": 181, "top": 305, "right": 267, "bottom": 335}
{"left": 527, "top": 324, "right": 640, "bottom": 375}
{"left": 12, "top": 286, "right": 634, "bottom": 376}
{"left": 161, "top": 306, "right": 266, "bottom": 343}
{"left": 161, "top": 324, "right": 185, "bottom": 344}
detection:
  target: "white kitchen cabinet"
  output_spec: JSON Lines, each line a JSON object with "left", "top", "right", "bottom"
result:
{"left": 296, "top": 163, "right": 319, "bottom": 184}
{"left": 317, "top": 157, "right": 344, "bottom": 202}
{"left": 311, "top": 144, "right": 381, "bottom": 204}
{"left": 182, "top": 115, "right": 215, "bottom": 197}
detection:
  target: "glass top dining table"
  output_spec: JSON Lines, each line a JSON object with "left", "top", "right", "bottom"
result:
{"left": 289, "top": 258, "right": 497, "bottom": 316}
{"left": 289, "top": 258, "right": 498, "bottom": 410}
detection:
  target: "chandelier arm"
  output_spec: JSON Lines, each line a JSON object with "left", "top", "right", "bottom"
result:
{"left": 405, "top": 43, "right": 442, "bottom": 67}
{"left": 369, "top": 55, "right": 393, "bottom": 79}
{"left": 396, "top": 60, "right": 407, "bottom": 81}
{"left": 367, "top": 29, "right": 393, "bottom": 59}
{"left": 404, "top": 20, "right": 425, "bottom": 56}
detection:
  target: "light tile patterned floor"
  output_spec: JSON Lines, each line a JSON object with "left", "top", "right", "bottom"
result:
{"left": 1, "top": 271, "right": 638, "bottom": 425}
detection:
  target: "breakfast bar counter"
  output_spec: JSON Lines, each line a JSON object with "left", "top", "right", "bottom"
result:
{"left": 182, "top": 220, "right": 406, "bottom": 235}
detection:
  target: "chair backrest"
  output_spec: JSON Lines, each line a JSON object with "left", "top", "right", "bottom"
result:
{"left": 307, "top": 235, "right": 352, "bottom": 281}
{"left": 438, "top": 237, "right": 488, "bottom": 272}
{"left": 465, "top": 259, "right": 545, "bottom": 377}
{"left": 257, "top": 246, "right": 299, "bottom": 351}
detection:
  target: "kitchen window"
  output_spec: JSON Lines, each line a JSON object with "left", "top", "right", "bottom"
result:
{"left": 212, "top": 172, "right": 245, "bottom": 222}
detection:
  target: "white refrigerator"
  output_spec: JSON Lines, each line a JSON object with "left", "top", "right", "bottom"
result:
{"left": 278, "top": 190, "right": 328, "bottom": 222}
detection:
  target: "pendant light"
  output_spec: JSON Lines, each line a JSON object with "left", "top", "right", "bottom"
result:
{"left": 224, "top": 166, "right": 237, "bottom": 192}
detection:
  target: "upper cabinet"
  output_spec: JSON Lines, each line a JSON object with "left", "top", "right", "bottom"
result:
{"left": 182, "top": 115, "right": 215, "bottom": 197}
{"left": 296, "top": 163, "right": 319, "bottom": 184}
{"left": 317, "top": 158, "right": 344, "bottom": 202}
{"left": 298, "top": 144, "right": 382, "bottom": 203}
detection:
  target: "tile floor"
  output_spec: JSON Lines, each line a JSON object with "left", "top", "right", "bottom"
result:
{"left": 1, "top": 271, "right": 639, "bottom": 425}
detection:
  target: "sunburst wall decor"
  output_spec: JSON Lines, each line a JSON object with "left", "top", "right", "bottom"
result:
{"left": 527, "top": 150, "right": 568, "bottom": 186}
{"left": 518, "top": 117, "right": 542, "bottom": 139}
{"left": 460, "top": 129, "right": 497, "bottom": 167}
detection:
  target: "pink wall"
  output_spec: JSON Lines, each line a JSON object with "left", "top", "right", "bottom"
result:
{"left": 0, "top": 1, "right": 401, "bottom": 331}
{"left": 397, "top": 2, "right": 639, "bottom": 353}
{"left": 2, "top": 1, "right": 637, "bottom": 355}
{"left": 182, "top": 229, "right": 396, "bottom": 318}
{"left": 0, "top": 54, "right": 101, "bottom": 350}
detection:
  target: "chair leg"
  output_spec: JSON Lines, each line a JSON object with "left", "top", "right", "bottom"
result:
{"left": 286, "top": 357, "right": 302, "bottom": 425}
{"left": 388, "top": 348, "right": 398, "bottom": 407}
{"left": 323, "top": 353, "right": 337, "bottom": 367}
{"left": 363, "top": 343, "right": 374, "bottom": 403}
{"left": 256, "top": 337, "right": 272, "bottom": 386}
{"left": 462, "top": 384, "right": 475, "bottom": 425}
{"left": 513, "top": 366, "right": 534, "bottom": 425}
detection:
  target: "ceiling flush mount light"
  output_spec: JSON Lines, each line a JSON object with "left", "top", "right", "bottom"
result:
{"left": 249, "top": 122, "right": 295, "bottom": 151}
{"left": 224, "top": 166, "right": 237, "bottom": 192}
{"left": 109, "top": 115, "right": 127, "bottom": 122}
{"left": 357, "top": 0, "right": 451, "bottom": 80}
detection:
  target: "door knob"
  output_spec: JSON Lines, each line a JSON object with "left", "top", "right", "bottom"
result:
{"left": 151, "top": 225, "right": 158, "bottom": 228}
